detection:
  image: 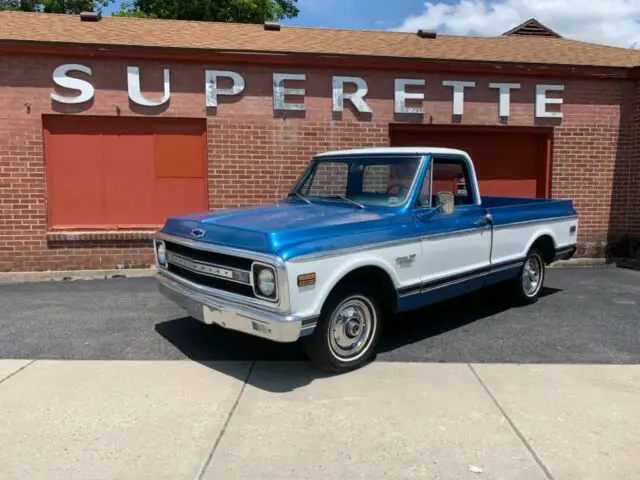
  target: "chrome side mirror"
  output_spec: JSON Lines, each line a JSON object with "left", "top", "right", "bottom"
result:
{"left": 437, "top": 192, "right": 455, "bottom": 215}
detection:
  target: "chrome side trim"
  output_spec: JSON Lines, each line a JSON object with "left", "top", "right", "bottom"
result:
{"left": 288, "top": 236, "right": 423, "bottom": 263}
{"left": 492, "top": 215, "right": 578, "bottom": 231}
{"left": 421, "top": 225, "right": 491, "bottom": 242}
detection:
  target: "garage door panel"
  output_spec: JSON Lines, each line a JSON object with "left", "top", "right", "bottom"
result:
{"left": 155, "top": 133, "right": 206, "bottom": 178}
{"left": 103, "top": 133, "right": 156, "bottom": 226}
{"left": 391, "top": 127, "right": 548, "bottom": 199}
{"left": 43, "top": 115, "right": 208, "bottom": 229}
{"left": 45, "top": 132, "right": 106, "bottom": 227}
{"left": 154, "top": 178, "right": 208, "bottom": 222}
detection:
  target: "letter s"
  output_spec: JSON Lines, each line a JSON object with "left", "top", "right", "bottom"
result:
{"left": 51, "top": 64, "right": 94, "bottom": 104}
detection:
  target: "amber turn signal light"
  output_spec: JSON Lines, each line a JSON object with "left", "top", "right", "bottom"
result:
{"left": 297, "top": 272, "right": 316, "bottom": 287}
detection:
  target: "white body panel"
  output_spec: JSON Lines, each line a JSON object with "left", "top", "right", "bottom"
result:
{"left": 285, "top": 240, "right": 422, "bottom": 319}
{"left": 285, "top": 215, "right": 577, "bottom": 319}
{"left": 420, "top": 226, "right": 492, "bottom": 283}
{"left": 490, "top": 216, "right": 578, "bottom": 266}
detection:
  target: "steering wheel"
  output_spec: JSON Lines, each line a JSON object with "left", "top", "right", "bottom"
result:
{"left": 386, "top": 183, "right": 408, "bottom": 196}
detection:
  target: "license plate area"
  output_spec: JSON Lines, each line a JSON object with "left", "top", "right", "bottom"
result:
{"left": 202, "top": 305, "right": 274, "bottom": 337}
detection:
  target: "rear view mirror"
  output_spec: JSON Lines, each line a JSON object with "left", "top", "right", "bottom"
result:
{"left": 437, "top": 192, "right": 455, "bottom": 215}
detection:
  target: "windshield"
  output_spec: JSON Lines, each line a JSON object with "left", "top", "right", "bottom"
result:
{"left": 291, "top": 155, "right": 423, "bottom": 207}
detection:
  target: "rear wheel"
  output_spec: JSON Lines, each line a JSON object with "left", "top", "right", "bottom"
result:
{"left": 510, "top": 248, "right": 546, "bottom": 305}
{"left": 302, "top": 285, "right": 383, "bottom": 373}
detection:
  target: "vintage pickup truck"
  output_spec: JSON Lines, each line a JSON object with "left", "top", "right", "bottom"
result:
{"left": 153, "top": 147, "right": 578, "bottom": 372}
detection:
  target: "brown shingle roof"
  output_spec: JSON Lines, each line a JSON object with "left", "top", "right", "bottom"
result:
{"left": 0, "top": 10, "right": 638, "bottom": 68}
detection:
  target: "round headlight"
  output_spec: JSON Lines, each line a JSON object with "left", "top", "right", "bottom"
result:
{"left": 257, "top": 268, "right": 276, "bottom": 297}
{"left": 157, "top": 242, "right": 167, "bottom": 265}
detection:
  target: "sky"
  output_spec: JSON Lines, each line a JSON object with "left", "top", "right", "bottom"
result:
{"left": 104, "top": 0, "right": 640, "bottom": 48}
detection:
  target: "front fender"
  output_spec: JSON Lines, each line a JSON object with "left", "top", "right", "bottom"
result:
{"left": 285, "top": 241, "right": 422, "bottom": 319}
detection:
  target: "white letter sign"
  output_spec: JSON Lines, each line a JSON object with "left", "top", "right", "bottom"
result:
{"left": 205, "top": 70, "right": 245, "bottom": 107}
{"left": 127, "top": 66, "right": 171, "bottom": 107}
{"left": 442, "top": 80, "right": 475, "bottom": 115}
{"left": 536, "top": 84, "right": 564, "bottom": 118}
{"left": 394, "top": 79, "right": 425, "bottom": 114}
{"left": 489, "top": 82, "right": 521, "bottom": 118}
{"left": 273, "top": 73, "right": 306, "bottom": 111}
{"left": 332, "top": 76, "right": 372, "bottom": 113}
{"left": 51, "top": 64, "right": 94, "bottom": 104}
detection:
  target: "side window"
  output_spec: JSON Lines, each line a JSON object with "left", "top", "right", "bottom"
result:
{"left": 431, "top": 157, "right": 474, "bottom": 205}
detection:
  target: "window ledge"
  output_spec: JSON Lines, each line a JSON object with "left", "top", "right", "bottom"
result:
{"left": 47, "top": 230, "right": 158, "bottom": 242}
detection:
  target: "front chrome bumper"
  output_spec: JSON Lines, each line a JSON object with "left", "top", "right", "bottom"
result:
{"left": 156, "top": 271, "right": 315, "bottom": 343}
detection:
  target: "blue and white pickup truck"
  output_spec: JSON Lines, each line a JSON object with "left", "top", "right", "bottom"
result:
{"left": 153, "top": 147, "right": 578, "bottom": 372}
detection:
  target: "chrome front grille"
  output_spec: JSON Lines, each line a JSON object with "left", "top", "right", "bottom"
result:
{"left": 162, "top": 240, "right": 256, "bottom": 299}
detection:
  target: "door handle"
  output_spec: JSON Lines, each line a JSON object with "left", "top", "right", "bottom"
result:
{"left": 474, "top": 214, "right": 492, "bottom": 226}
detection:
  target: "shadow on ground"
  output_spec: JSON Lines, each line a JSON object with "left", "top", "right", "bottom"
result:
{"left": 155, "top": 284, "right": 562, "bottom": 392}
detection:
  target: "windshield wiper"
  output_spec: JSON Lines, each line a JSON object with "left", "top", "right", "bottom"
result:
{"left": 329, "top": 195, "right": 365, "bottom": 209}
{"left": 287, "top": 192, "right": 312, "bottom": 205}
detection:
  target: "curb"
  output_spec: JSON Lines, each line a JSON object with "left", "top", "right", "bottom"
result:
{"left": 549, "top": 258, "right": 622, "bottom": 268}
{"left": 0, "top": 267, "right": 157, "bottom": 285}
{"left": 0, "top": 257, "right": 632, "bottom": 285}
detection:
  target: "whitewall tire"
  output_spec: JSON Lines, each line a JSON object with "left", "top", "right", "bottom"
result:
{"left": 511, "top": 248, "right": 546, "bottom": 305}
{"left": 302, "top": 284, "right": 383, "bottom": 373}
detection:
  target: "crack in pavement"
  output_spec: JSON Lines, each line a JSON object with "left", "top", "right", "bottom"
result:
{"left": 467, "top": 363, "right": 556, "bottom": 480}
{"left": 195, "top": 361, "right": 256, "bottom": 480}
{"left": 0, "top": 360, "right": 36, "bottom": 386}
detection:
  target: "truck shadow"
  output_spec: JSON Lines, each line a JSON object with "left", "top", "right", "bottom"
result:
{"left": 154, "top": 284, "right": 563, "bottom": 392}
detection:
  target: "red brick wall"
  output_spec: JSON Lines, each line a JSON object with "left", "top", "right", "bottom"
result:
{"left": 0, "top": 54, "right": 636, "bottom": 271}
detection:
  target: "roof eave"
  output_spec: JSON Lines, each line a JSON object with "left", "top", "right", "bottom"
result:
{"left": 0, "top": 39, "right": 633, "bottom": 79}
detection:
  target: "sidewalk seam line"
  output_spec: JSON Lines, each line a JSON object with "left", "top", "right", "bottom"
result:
{"left": 0, "top": 359, "right": 36, "bottom": 386}
{"left": 195, "top": 361, "right": 256, "bottom": 480}
{"left": 467, "top": 363, "right": 556, "bottom": 480}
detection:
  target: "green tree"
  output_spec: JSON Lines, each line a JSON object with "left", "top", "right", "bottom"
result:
{"left": 0, "top": 0, "right": 113, "bottom": 13}
{"left": 114, "top": 0, "right": 299, "bottom": 23}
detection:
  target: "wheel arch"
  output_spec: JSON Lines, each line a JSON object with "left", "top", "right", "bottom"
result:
{"left": 323, "top": 264, "right": 398, "bottom": 315}
{"left": 527, "top": 233, "right": 557, "bottom": 264}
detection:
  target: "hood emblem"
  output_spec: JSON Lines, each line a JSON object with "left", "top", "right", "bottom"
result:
{"left": 191, "top": 228, "right": 206, "bottom": 239}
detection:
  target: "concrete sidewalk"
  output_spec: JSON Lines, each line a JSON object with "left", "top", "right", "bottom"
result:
{"left": 1, "top": 360, "right": 638, "bottom": 480}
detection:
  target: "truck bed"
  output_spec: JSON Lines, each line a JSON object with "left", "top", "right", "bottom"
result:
{"left": 481, "top": 196, "right": 576, "bottom": 227}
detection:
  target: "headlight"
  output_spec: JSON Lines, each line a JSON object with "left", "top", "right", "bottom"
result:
{"left": 252, "top": 264, "right": 277, "bottom": 301}
{"left": 257, "top": 268, "right": 276, "bottom": 297}
{"left": 156, "top": 241, "right": 167, "bottom": 266}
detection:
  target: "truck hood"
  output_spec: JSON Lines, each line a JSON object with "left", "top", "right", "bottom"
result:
{"left": 160, "top": 200, "right": 399, "bottom": 257}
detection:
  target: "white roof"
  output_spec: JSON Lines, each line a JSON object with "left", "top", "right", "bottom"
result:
{"left": 314, "top": 147, "right": 469, "bottom": 157}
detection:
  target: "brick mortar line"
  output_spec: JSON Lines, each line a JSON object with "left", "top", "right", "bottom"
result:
{"left": 466, "top": 363, "right": 556, "bottom": 480}
{"left": 195, "top": 361, "right": 256, "bottom": 480}
{"left": 0, "top": 360, "right": 36, "bottom": 386}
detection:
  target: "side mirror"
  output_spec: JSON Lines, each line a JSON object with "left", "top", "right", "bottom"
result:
{"left": 437, "top": 192, "right": 455, "bottom": 215}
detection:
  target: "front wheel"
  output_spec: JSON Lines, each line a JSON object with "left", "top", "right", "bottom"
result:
{"left": 302, "top": 285, "right": 383, "bottom": 373}
{"left": 509, "top": 248, "right": 546, "bottom": 305}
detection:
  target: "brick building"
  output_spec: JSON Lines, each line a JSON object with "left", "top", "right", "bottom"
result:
{"left": 0, "top": 11, "right": 638, "bottom": 272}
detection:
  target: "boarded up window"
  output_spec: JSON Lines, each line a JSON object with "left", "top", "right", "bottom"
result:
{"left": 43, "top": 115, "right": 207, "bottom": 229}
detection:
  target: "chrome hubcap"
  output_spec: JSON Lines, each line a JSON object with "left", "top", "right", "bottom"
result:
{"left": 522, "top": 254, "right": 543, "bottom": 296}
{"left": 328, "top": 296, "right": 376, "bottom": 361}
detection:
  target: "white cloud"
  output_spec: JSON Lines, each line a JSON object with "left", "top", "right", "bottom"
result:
{"left": 392, "top": 0, "right": 640, "bottom": 48}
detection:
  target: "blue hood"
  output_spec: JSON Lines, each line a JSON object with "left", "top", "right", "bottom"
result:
{"left": 160, "top": 200, "right": 413, "bottom": 260}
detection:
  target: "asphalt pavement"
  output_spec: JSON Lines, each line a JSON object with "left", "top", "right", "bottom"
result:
{"left": 1, "top": 266, "right": 639, "bottom": 480}
{"left": 1, "top": 266, "right": 638, "bottom": 365}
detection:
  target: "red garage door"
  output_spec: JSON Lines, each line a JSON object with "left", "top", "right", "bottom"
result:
{"left": 390, "top": 125, "right": 551, "bottom": 198}
{"left": 43, "top": 115, "right": 208, "bottom": 229}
